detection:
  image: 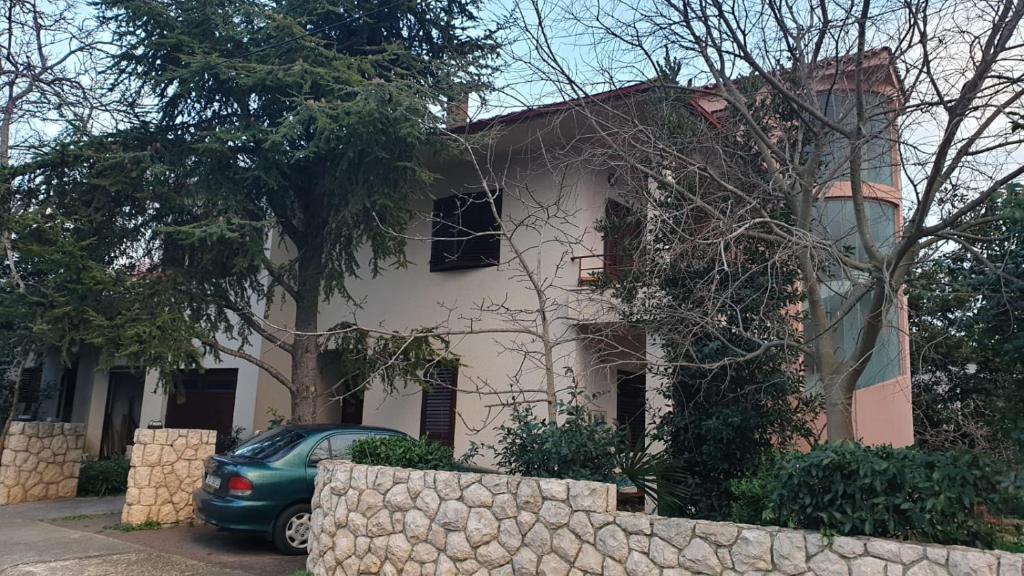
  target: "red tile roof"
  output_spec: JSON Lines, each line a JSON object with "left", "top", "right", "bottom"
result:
{"left": 457, "top": 81, "right": 722, "bottom": 133}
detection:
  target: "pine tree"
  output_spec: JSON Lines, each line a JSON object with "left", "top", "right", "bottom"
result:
{"left": 66, "top": 0, "right": 496, "bottom": 421}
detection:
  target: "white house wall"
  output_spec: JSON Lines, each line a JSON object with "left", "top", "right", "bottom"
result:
{"left": 257, "top": 151, "right": 665, "bottom": 461}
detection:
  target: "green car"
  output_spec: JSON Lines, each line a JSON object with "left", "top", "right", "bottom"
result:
{"left": 193, "top": 424, "right": 407, "bottom": 554}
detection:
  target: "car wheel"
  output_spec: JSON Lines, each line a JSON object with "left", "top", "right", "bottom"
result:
{"left": 274, "top": 503, "right": 312, "bottom": 555}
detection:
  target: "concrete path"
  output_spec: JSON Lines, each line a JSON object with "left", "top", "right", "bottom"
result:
{"left": 0, "top": 494, "right": 124, "bottom": 521}
{"left": 0, "top": 498, "right": 257, "bottom": 576}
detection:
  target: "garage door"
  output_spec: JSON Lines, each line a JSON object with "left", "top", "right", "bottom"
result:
{"left": 165, "top": 368, "right": 237, "bottom": 438}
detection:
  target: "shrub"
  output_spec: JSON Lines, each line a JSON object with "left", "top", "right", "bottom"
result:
{"left": 349, "top": 435, "right": 461, "bottom": 471}
{"left": 656, "top": 364, "right": 820, "bottom": 520}
{"left": 217, "top": 426, "right": 246, "bottom": 454}
{"left": 77, "top": 457, "right": 130, "bottom": 497}
{"left": 767, "top": 442, "right": 1011, "bottom": 547}
{"left": 493, "top": 395, "right": 692, "bottom": 509}
{"left": 494, "top": 397, "right": 622, "bottom": 482}
{"left": 728, "top": 452, "right": 789, "bottom": 524}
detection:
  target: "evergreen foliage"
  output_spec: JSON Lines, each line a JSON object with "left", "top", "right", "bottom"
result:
{"left": 608, "top": 95, "right": 820, "bottom": 519}
{"left": 349, "top": 435, "right": 461, "bottom": 471}
{"left": 908, "top": 183, "right": 1024, "bottom": 461}
{"left": 765, "top": 442, "right": 1014, "bottom": 548}
{"left": 7, "top": 0, "right": 496, "bottom": 421}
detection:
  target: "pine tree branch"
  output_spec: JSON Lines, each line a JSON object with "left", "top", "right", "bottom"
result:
{"left": 201, "top": 337, "right": 293, "bottom": 392}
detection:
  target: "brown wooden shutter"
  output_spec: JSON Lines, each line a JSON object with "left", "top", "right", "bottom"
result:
{"left": 603, "top": 200, "right": 640, "bottom": 277}
{"left": 17, "top": 367, "right": 42, "bottom": 405}
{"left": 420, "top": 368, "right": 458, "bottom": 447}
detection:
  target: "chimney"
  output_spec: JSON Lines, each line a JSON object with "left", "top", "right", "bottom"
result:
{"left": 446, "top": 94, "right": 470, "bottom": 128}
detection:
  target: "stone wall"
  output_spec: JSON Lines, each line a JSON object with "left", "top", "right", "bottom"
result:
{"left": 0, "top": 422, "right": 85, "bottom": 505}
{"left": 121, "top": 428, "right": 216, "bottom": 525}
{"left": 308, "top": 461, "right": 1024, "bottom": 576}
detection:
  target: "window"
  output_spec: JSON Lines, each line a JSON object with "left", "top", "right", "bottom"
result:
{"left": 232, "top": 428, "right": 309, "bottom": 461}
{"left": 420, "top": 368, "right": 458, "bottom": 447}
{"left": 308, "top": 434, "right": 361, "bottom": 466}
{"left": 603, "top": 200, "right": 641, "bottom": 277}
{"left": 14, "top": 367, "right": 42, "bottom": 418}
{"left": 165, "top": 368, "right": 238, "bottom": 439}
{"left": 616, "top": 370, "right": 646, "bottom": 449}
{"left": 430, "top": 190, "right": 502, "bottom": 272}
{"left": 809, "top": 199, "right": 903, "bottom": 389}
{"left": 817, "top": 92, "right": 896, "bottom": 186}
{"left": 308, "top": 438, "right": 333, "bottom": 466}
{"left": 328, "top": 434, "right": 358, "bottom": 459}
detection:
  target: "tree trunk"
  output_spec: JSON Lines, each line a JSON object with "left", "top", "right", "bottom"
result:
{"left": 798, "top": 241, "right": 857, "bottom": 442}
{"left": 290, "top": 239, "right": 325, "bottom": 423}
{"left": 823, "top": 369, "right": 856, "bottom": 441}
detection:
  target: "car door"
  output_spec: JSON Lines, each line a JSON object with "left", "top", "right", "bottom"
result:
{"left": 304, "top": 434, "right": 334, "bottom": 488}
{"left": 303, "top": 432, "right": 370, "bottom": 489}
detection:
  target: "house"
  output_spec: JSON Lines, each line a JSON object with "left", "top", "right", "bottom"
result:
{"left": 14, "top": 53, "right": 911, "bottom": 460}
{"left": 13, "top": 303, "right": 267, "bottom": 457}
{"left": 248, "top": 51, "right": 913, "bottom": 456}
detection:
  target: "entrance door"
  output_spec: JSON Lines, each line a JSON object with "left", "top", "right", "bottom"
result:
{"left": 100, "top": 370, "right": 144, "bottom": 458}
{"left": 165, "top": 369, "right": 238, "bottom": 439}
{"left": 616, "top": 370, "right": 646, "bottom": 449}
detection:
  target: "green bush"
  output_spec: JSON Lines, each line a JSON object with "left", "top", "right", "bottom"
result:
{"left": 349, "top": 435, "right": 461, "bottom": 471}
{"left": 493, "top": 394, "right": 691, "bottom": 509}
{"left": 77, "top": 457, "right": 130, "bottom": 497}
{"left": 766, "top": 442, "right": 1011, "bottom": 547}
{"left": 728, "top": 453, "right": 789, "bottom": 524}
{"left": 494, "top": 397, "right": 622, "bottom": 483}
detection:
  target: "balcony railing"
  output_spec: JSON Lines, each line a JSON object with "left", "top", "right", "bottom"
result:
{"left": 571, "top": 253, "right": 631, "bottom": 285}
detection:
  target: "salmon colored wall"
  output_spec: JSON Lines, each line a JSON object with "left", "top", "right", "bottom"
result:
{"left": 695, "top": 55, "right": 915, "bottom": 448}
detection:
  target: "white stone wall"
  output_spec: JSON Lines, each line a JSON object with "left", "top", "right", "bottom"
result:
{"left": 308, "top": 461, "right": 1024, "bottom": 576}
{"left": 0, "top": 422, "right": 85, "bottom": 505}
{"left": 121, "top": 428, "right": 215, "bottom": 525}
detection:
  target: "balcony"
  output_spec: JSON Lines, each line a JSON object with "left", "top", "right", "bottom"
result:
{"left": 571, "top": 253, "right": 632, "bottom": 285}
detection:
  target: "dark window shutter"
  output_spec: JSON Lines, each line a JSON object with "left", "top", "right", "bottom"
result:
{"left": 420, "top": 368, "right": 458, "bottom": 447}
{"left": 18, "top": 367, "right": 42, "bottom": 405}
{"left": 431, "top": 190, "right": 502, "bottom": 271}
{"left": 603, "top": 200, "right": 640, "bottom": 277}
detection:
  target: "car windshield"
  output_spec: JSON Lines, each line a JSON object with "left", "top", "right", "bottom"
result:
{"left": 230, "top": 427, "right": 309, "bottom": 461}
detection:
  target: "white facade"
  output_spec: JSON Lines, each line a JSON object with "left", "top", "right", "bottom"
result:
{"left": 256, "top": 139, "right": 668, "bottom": 461}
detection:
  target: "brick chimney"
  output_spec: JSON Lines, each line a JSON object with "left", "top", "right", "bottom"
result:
{"left": 446, "top": 94, "right": 470, "bottom": 128}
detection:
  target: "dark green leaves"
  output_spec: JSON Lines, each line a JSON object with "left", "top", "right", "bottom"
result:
{"left": 765, "top": 442, "right": 1013, "bottom": 547}
{"left": 493, "top": 394, "right": 624, "bottom": 484}
{"left": 349, "top": 435, "right": 463, "bottom": 471}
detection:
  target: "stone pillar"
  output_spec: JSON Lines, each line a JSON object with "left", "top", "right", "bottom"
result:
{"left": 0, "top": 422, "right": 85, "bottom": 505}
{"left": 121, "top": 428, "right": 216, "bottom": 525}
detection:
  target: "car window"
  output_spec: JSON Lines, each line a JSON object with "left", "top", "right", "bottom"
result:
{"left": 231, "top": 428, "right": 309, "bottom": 461}
{"left": 308, "top": 438, "right": 332, "bottom": 466}
{"left": 329, "top": 434, "right": 358, "bottom": 459}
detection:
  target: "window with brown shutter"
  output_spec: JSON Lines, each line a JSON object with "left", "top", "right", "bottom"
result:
{"left": 603, "top": 199, "right": 641, "bottom": 278}
{"left": 430, "top": 190, "right": 502, "bottom": 272}
{"left": 420, "top": 367, "right": 458, "bottom": 447}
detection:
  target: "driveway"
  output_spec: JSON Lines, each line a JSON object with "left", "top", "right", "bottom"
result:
{"left": 0, "top": 497, "right": 305, "bottom": 576}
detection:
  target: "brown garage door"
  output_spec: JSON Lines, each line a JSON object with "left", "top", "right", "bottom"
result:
{"left": 165, "top": 369, "right": 237, "bottom": 438}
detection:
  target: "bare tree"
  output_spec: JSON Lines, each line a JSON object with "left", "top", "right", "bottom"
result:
{"left": 493, "top": 0, "right": 1024, "bottom": 441}
{"left": 1, "top": 0, "right": 113, "bottom": 167}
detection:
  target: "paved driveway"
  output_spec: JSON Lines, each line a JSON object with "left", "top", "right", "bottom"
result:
{"left": 0, "top": 497, "right": 305, "bottom": 576}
